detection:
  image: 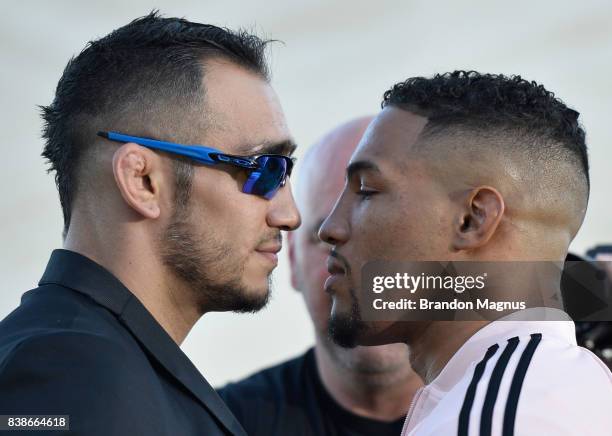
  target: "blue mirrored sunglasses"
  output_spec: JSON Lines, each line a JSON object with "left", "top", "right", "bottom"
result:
{"left": 98, "top": 131, "right": 295, "bottom": 199}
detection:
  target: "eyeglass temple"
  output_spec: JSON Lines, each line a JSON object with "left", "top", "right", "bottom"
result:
{"left": 98, "top": 131, "right": 217, "bottom": 164}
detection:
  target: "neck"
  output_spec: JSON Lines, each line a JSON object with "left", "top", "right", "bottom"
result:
{"left": 314, "top": 339, "right": 422, "bottom": 422}
{"left": 64, "top": 220, "right": 200, "bottom": 344}
{"left": 407, "top": 321, "right": 488, "bottom": 384}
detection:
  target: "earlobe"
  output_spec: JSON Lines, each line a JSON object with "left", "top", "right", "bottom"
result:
{"left": 452, "top": 186, "right": 505, "bottom": 251}
{"left": 112, "top": 143, "right": 161, "bottom": 219}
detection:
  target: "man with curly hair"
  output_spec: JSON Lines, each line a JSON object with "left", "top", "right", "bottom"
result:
{"left": 319, "top": 71, "right": 612, "bottom": 435}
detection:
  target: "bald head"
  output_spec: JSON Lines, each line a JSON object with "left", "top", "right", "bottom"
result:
{"left": 290, "top": 116, "right": 373, "bottom": 328}
{"left": 295, "top": 116, "right": 374, "bottom": 211}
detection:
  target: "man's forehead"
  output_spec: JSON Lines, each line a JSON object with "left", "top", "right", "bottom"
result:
{"left": 199, "top": 124, "right": 295, "bottom": 156}
{"left": 351, "top": 107, "right": 429, "bottom": 163}
{"left": 200, "top": 59, "right": 292, "bottom": 155}
{"left": 353, "top": 107, "right": 427, "bottom": 156}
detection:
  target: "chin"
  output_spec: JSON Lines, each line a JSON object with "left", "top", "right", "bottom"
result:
{"left": 355, "top": 321, "right": 412, "bottom": 347}
{"left": 210, "top": 274, "right": 271, "bottom": 314}
{"left": 328, "top": 309, "right": 366, "bottom": 348}
{"left": 230, "top": 287, "right": 270, "bottom": 313}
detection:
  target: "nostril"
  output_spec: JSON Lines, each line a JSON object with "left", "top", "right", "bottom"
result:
{"left": 324, "top": 237, "right": 336, "bottom": 245}
{"left": 318, "top": 230, "right": 334, "bottom": 245}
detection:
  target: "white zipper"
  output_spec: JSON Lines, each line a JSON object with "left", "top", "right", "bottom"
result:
{"left": 401, "top": 386, "right": 425, "bottom": 435}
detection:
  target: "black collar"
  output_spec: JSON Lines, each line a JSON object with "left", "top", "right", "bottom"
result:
{"left": 39, "top": 249, "right": 246, "bottom": 436}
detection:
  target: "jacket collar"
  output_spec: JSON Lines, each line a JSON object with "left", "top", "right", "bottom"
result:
{"left": 39, "top": 249, "right": 246, "bottom": 436}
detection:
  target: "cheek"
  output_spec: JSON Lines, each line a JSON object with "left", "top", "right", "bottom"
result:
{"left": 349, "top": 200, "right": 405, "bottom": 257}
{"left": 350, "top": 193, "right": 445, "bottom": 260}
{"left": 192, "top": 168, "right": 264, "bottom": 225}
{"left": 190, "top": 195, "right": 265, "bottom": 256}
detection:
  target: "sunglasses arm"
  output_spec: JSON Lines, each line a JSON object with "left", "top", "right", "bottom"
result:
{"left": 98, "top": 131, "right": 218, "bottom": 165}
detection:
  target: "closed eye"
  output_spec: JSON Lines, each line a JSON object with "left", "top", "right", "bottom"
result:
{"left": 356, "top": 187, "right": 377, "bottom": 199}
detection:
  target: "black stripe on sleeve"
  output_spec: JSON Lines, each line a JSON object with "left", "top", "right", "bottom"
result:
{"left": 457, "top": 343, "right": 500, "bottom": 436}
{"left": 480, "top": 336, "right": 520, "bottom": 436}
{"left": 502, "top": 333, "right": 542, "bottom": 436}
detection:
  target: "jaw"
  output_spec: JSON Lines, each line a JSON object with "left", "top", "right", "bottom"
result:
{"left": 350, "top": 320, "right": 416, "bottom": 347}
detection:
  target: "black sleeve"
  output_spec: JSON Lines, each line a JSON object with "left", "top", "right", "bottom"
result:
{"left": 0, "top": 332, "right": 162, "bottom": 435}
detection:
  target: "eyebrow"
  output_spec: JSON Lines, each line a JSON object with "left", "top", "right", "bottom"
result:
{"left": 346, "top": 160, "right": 382, "bottom": 180}
{"left": 236, "top": 139, "right": 297, "bottom": 157}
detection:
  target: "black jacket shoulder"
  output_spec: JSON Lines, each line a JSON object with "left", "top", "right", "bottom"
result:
{"left": 1, "top": 249, "right": 247, "bottom": 436}
{"left": 0, "top": 285, "right": 170, "bottom": 435}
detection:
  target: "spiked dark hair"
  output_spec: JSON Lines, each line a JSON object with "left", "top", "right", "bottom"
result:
{"left": 41, "top": 11, "right": 271, "bottom": 235}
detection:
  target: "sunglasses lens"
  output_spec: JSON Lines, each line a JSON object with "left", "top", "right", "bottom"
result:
{"left": 243, "top": 156, "right": 288, "bottom": 199}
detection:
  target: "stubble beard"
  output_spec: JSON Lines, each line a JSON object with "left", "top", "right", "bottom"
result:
{"left": 328, "top": 286, "right": 367, "bottom": 348}
{"left": 159, "top": 203, "right": 271, "bottom": 314}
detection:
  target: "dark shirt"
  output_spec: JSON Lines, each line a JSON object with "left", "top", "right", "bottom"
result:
{"left": 218, "top": 349, "right": 405, "bottom": 436}
{"left": 0, "top": 249, "right": 246, "bottom": 436}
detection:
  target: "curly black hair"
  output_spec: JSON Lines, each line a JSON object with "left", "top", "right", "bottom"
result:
{"left": 41, "top": 11, "right": 271, "bottom": 236}
{"left": 382, "top": 71, "right": 589, "bottom": 190}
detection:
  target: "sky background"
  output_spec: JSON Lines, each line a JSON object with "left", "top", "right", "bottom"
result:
{"left": 1, "top": 0, "right": 611, "bottom": 386}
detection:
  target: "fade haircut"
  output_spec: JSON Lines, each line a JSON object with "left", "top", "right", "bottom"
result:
{"left": 41, "top": 11, "right": 271, "bottom": 235}
{"left": 381, "top": 71, "right": 589, "bottom": 196}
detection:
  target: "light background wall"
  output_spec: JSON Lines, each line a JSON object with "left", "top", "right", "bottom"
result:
{"left": 1, "top": 0, "right": 611, "bottom": 386}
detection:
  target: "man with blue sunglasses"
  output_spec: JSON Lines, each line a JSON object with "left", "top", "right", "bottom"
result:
{"left": 0, "top": 11, "right": 300, "bottom": 436}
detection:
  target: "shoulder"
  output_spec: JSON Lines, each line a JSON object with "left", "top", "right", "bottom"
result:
{"left": 1, "top": 283, "right": 140, "bottom": 359}
{"left": 0, "top": 284, "right": 143, "bottom": 380}
{"left": 454, "top": 330, "right": 612, "bottom": 435}
{"left": 217, "top": 349, "right": 315, "bottom": 432}
{"left": 0, "top": 330, "right": 140, "bottom": 389}
{"left": 0, "top": 330, "right": 160, "bottom": 434}
{"left": 512, "top": 334, "right": 612, "bottom": 432}
{"left": 512, "top": 331, "right": 612, "bottom": 400}
{"left": 0, "top": 329, "right": 147, "bottom": 400}
{"left": 2, "top": 284, "right": 121, "bottom": 335}
{"left": 218, "top": 349, "right": 312, "bottom": 403}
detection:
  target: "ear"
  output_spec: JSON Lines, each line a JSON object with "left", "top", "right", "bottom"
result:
{"left": 452, "top": 186, "right": 505, "bottom": 251}
{"left": 287, "top": 232, "right": 301, "bottom": 291}
{"left": 112, "top": 143, "right": 162, "bottom": 219}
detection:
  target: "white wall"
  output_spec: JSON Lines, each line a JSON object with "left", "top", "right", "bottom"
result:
{"left": 1, "top": 0, "right": 611, "bottom": 386}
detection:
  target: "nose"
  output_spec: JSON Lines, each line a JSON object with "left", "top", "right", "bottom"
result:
{"left": 267, "top": 180, "right": 302, "bottom": 231}
{"left": 318, "top": 195, "right": 349, "bottom": 246}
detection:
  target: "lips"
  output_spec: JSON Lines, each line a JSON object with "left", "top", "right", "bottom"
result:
{"left": 256, "top": 244, "right": 282, "bottom": 255}
{"left": 255, "top": 242, "right": 282, "bottom": 266}
{"left": 326, "top": 256, "right": 346, "bottom": 275}
{"left": 324, "top": 274, "right": 346, "bottom": 295}
{"left": 325, "top": 252, "right": 349, "bottom": 295}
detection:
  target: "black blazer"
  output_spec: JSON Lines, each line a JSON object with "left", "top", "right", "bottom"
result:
{"left": 0, "top": 249, "right": 247, "bottom": 436}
